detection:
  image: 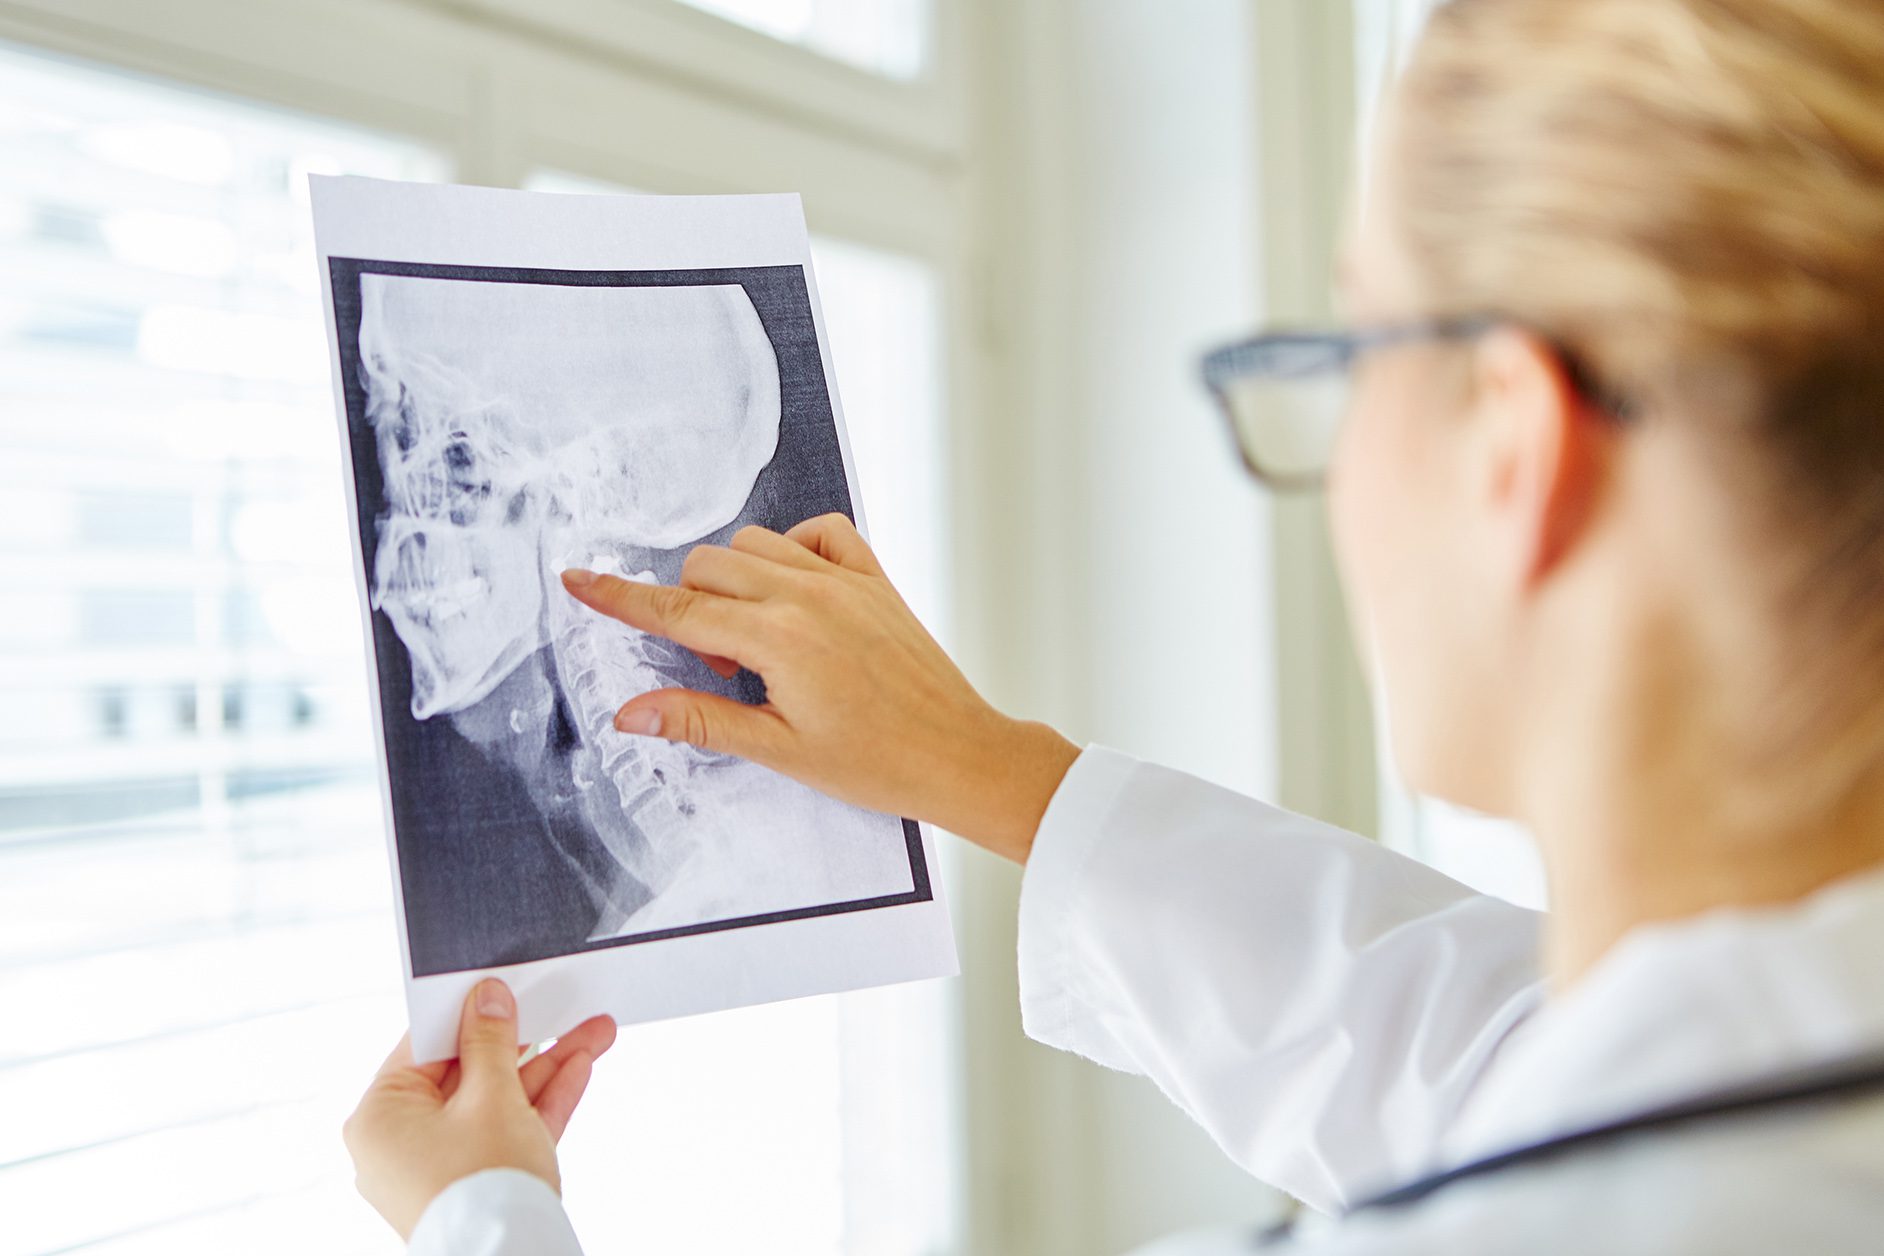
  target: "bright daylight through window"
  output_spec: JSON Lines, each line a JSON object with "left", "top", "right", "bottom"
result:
{"left": 0, "top": 42, "right": 438, "bottom": 1255}
{"left": 1, "top": 42, "right": 953, "bottom": 1256}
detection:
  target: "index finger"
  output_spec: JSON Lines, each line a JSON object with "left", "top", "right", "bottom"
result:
{"left": 559, "top": 570, "right": 760, "bottom": 663}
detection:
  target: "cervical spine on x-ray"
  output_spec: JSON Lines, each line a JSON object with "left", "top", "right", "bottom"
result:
{"left": 358, "top": 274, "right": 783, "bottom": 909}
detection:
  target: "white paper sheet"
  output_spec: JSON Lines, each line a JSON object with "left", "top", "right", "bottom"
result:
{"left": 310, "top": 176, "right": 957, "bottom": 1063}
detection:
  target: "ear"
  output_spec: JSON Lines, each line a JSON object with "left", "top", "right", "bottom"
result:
{"left": 1471, "top": 328, "right": 1613, "bottom": 587}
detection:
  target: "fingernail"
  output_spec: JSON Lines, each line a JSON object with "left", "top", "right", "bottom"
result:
{"left": 615, "top": 708, "right": 662, "bottom": 737}
{"left": 476, "top": 978, "right": 513, "bottom": 1019}
{"left": 560, "top": 568, "right": 597, "bottom": 589}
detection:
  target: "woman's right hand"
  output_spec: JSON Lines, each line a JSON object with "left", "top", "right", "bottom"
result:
{"left": 557, "top": 513, "right": 1078, "bottom": 863}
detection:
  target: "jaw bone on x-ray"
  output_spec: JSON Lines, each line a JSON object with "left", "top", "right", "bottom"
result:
{"left": 350, "top": 269, "right": 921, "bottom": 971}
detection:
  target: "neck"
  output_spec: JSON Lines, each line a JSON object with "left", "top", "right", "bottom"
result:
{"left": 1490, "top": 428, "right": 1884, "bottom": 990}
{"left": 1534, "top": 788, "right": 1884, "bottom": 991}
{"left": 1518, "top": 605, "right": 1884, "bottom": 990}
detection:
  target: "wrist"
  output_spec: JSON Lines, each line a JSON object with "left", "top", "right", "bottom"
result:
{"left": 949, "top": 715, "right": 1080, "bottom": 863}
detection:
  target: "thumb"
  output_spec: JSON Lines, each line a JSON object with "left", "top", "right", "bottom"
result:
{"left": 456, "top": 978, "right": 523, "bottom": 1099}
{"left": 615, "top": 690, "right": 786, "bottom": 765}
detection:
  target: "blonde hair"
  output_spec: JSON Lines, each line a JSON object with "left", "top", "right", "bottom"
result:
{"left": 1397, "top": 0, "right": 1884, "bottom": 813}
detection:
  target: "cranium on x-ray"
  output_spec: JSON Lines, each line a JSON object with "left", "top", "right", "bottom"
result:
{"left": 358, "top": 273, "right": 847, "bottom": 938}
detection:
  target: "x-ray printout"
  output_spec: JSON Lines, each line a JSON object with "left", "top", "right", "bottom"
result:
{"left": 310, "top": 177, "right": 956, "bottom": 1062}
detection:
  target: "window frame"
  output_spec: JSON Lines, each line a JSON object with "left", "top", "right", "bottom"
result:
{"left": 441, "top": 0, "right": 966, "bottom": 154}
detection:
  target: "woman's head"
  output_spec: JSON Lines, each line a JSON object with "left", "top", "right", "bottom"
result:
{"left": 1332, "top": 0, "right": 1884, "bottom": 832}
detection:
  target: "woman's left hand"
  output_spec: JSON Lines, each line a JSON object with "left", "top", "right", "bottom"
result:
{"left": 342, "top": 979, "right": 617, "bottom": 1239}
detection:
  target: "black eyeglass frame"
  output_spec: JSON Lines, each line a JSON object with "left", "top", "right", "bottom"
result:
{"left": 1200, "top": 317, "right": 1630, "bottom": 492}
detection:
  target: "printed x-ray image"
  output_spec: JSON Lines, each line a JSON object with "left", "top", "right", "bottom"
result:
{"left": 328, "top": 259, "right": 930, "bottom": 977}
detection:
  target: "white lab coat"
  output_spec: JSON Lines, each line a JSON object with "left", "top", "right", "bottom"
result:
{"left": 407, "top": 745, "right": 1884, "bottom": 1255}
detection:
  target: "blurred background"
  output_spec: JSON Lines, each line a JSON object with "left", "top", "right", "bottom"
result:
{"left": 0, "top": 1, "right": 1546, "bottom": 1253}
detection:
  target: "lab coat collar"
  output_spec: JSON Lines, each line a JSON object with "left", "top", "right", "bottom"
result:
{"left": 1440, "top": 860, "right": 1884, "bottom": 1167}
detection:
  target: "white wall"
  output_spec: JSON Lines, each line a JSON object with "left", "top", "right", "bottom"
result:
{"left": 956, "top": 1, "right": 1371, "bottom": 1250}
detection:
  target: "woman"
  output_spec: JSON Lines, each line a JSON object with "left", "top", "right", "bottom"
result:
{"left": 342, "top": 0, "right": 1884, "bottom": 1250}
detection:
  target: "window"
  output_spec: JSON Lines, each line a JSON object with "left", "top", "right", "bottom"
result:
{"left": 0, "top": 44, "right": 441, "bottom": 1254}
{"left": 0, "top": 36, "right": 961, "bottom": 1250}
{"left": 674, "top": 0, "right": 932, "bottom": 80}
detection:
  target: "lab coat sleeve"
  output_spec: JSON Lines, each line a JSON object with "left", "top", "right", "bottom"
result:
{"left": 1017, "top": 746, "right": 1546, "bottom": 1213}
{"left": 406, "top": 1168, "right": 585, "bottom": 1256}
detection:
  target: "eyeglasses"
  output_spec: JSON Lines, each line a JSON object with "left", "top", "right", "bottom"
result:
{"left": 1199, "top": 317, "right": 1632, "bottom": 492}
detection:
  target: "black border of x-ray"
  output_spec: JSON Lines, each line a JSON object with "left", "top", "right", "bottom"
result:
{"left": 327, "top": 256, "right": 932, "bottom": 974}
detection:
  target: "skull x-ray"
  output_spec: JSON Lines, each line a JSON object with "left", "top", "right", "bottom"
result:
{"left": 327, "top": 258, "right": 929, "bottom": 977}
